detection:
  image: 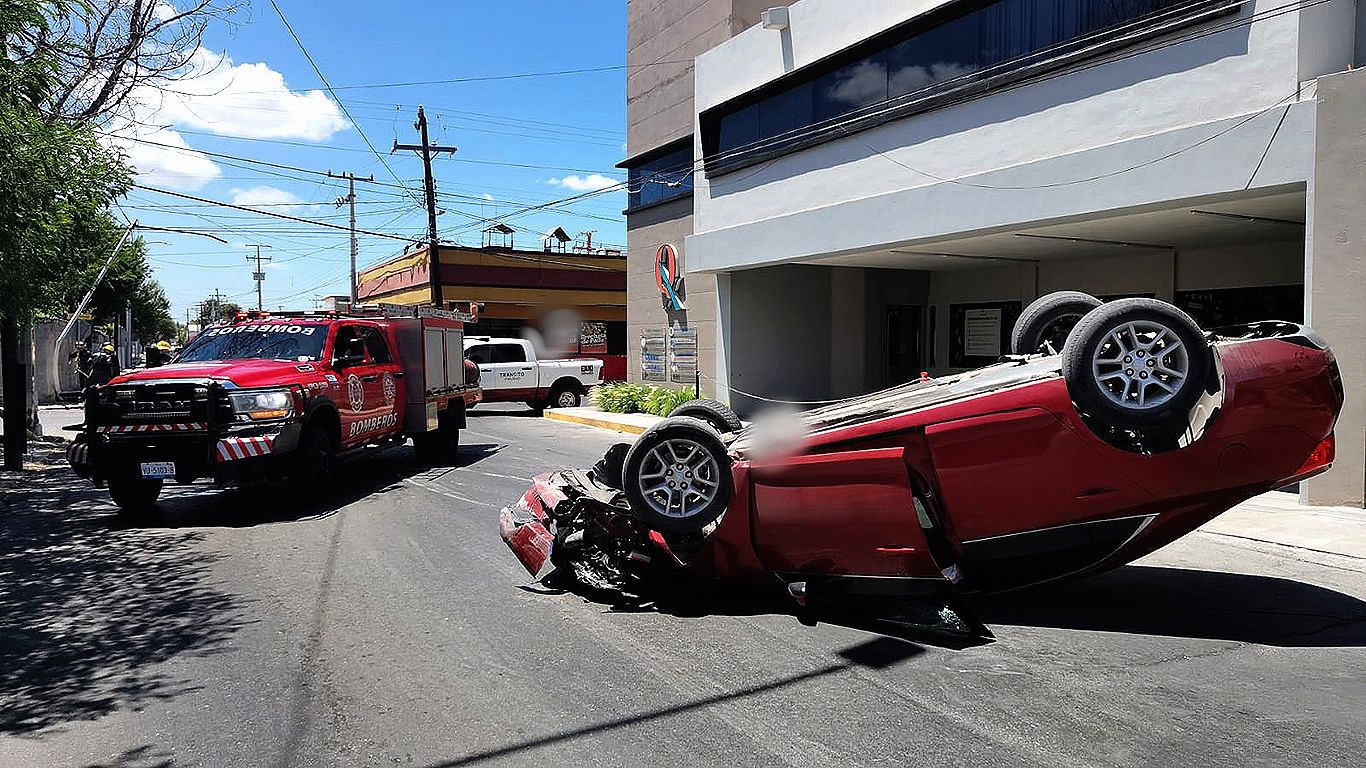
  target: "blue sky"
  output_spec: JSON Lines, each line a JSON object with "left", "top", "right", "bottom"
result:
{"left": 114, "top": 1, "right": 628, "bottom": 326}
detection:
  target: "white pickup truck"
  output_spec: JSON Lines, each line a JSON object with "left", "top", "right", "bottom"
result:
{"left": 464, "top": 337, "right": 602, "bottom": 411}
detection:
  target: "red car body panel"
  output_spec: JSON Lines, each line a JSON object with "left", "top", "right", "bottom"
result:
{"left": 502, "top": 329, "right": 1342, "bottom": 602}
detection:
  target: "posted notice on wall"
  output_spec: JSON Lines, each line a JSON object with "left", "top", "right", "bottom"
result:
{"left": 963, "top": 308, "right": 1002, "bottom": 358}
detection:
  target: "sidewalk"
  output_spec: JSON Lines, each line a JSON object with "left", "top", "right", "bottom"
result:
{"left": 543, "top": 406, "right": 663, "bottom": 435}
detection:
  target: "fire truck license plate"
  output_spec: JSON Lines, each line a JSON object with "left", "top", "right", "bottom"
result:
{"left": 140, "top": 462, "right": 176, "bottom": 479}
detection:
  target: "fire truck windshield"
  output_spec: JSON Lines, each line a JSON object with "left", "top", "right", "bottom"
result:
{"left": 177, "top": 323, "right": 328, "bottom": 363}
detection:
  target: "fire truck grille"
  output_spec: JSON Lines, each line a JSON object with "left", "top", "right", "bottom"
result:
{"left": 95, "top": 383, "right": 214, "bottom": 425}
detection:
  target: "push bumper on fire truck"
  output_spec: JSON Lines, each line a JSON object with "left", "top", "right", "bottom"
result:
{"left": 67, "top": 379, "right": 310, "bottom": 485}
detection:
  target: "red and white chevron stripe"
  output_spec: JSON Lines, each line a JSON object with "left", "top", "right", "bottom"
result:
{"left": 96, "top": 422, "right": 206, "bottom": 434}
{"left": 216, "top": 436, "right": 274, "bottom": 462}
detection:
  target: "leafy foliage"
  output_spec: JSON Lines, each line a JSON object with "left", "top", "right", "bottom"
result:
{"left": 0, "top": 97, "right": 132, "bottom": 325}
{"left": 594, "top": 383, "right": 704, "bottom": 417}
{"left": 644, "top": 386, "right": 697, "bottom": 417}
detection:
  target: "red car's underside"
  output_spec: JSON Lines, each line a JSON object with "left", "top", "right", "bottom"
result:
{"left": 502, "top": 323, "right": 1342, "bottom": 628}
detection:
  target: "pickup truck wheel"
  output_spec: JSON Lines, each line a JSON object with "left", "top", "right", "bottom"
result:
{"left": 289, "top": 425, "right": 336, "bottom": 496}
{"left": 1062, "top": 298, "right": 1211, "bottom": 429}
{"left": 668, "top": 398, "right": 743, "bottom": 434}
{"left": 623, "top": 416, "right": 732, "bottom": 534}
{"left": 551, "top": 386, "right": 581, "bottom": 409}
{"left": 107, "top": 476, "right": 163, "bottom": 517}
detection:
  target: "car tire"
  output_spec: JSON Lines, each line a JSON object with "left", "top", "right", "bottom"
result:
{"left": 550, "top": 385, "right": 581, "bottom": 409}
{"left": 622, "top": 416, "right": 733, "bottom": 534}
{"left": 1012, "top": 291, "right": 1103, "bottom": 355}
{"left": 1062, "top": 298, "right": 1211, "bottom": 429}
{"left": 288, "top": 425, "right": 336, "bottom": 496}
{"left": 667, "top": 398, "right": 743, "bottom": 434}
{"left": 108, "top": 475, "right": 163, "bottom": 517}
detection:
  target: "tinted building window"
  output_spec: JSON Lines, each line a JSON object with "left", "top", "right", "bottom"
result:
{"left": 703, "top": 0, "right": 1230, "bottom": 172}
{"left": 625, "top": 138, "right": 695, "bottom": 210}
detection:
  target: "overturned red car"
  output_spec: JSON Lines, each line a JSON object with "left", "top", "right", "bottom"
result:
{"left": 500, "top": 296, "right": 1343, "bottom": 636}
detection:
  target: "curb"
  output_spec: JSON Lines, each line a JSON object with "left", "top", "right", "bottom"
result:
{"left": 543, "top": 410, "right": 653, "bottom": 435}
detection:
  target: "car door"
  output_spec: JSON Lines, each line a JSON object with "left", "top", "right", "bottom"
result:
{"left": 477, "top": 342, "right": 536, "bottom": 401}
{"left": 358, "top": 324, "right": 403, "bottom": 438}
{"left": 331, "top": 324, "right": 372, "bottom": 446}
{"left": 923, "top": 407, "right": 1154, "bottom": 591}
{"left": 747, "top": 446, "right": 943, "bottom": 580}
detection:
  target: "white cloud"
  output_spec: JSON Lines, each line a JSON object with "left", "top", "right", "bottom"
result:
{"left": 229, "top": 185, "right": 316, "bottom": 212}
{"left": 547, "top": 173, "right": 620, "bottom": 193}
{"left": 104, "top": 118, "right": 221, "bottom": 191}
{"left": 482, "top": 193, "right": 495, "bottom": 201}
{"left": 133, "top": 49, "right": 347, "bottom": 141}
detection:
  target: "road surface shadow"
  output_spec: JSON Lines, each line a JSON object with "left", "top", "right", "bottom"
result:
{"left": 972, "top": 564, "right": 1366, "bottom": 646}
{"left": 76, "top": 744, "right": 175, "bottom": 768}
{"left": 121, "top": 442, "right": 501, "bottom": 529}
{"left": 0, "top": 447, "right": 246, "bottom": 735}
{"left": 533, "top": 572, "right": 990, "bottom": 649}
{"left": 415, "top": 636, "right": 921, "bottom": 767}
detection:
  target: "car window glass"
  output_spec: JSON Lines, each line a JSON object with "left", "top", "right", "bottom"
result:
{"left": 360, "top": 326, "right": 392, "bottom": 364}
{"left": 466, "top": 344, "right": 492, "bottom": 365}
{"left": 334, "top": 326, "right": 368, "bottom": 364}
{"left": 493, "top": 344, "right": 526, "bottom": 364}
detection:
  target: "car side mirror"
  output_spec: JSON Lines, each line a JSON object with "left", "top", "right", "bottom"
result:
{"left": 334, "top": 352, "right": 365, "bottom": 368}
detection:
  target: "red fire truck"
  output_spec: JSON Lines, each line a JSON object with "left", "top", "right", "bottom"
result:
{"left": 66, "top": 304, "right": 481, "bottom": 516}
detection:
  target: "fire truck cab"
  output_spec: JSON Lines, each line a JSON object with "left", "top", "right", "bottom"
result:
{"left": 66, "top": 304, "right": 481, "bottom": 515}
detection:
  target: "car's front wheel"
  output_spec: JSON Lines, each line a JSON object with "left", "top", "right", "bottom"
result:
{"left": 622, "top": 416, "right": 732, "bottom": 534}
{"left": 1062, "top": 298, "right": 1211, "bottom": 429}
{"left": 107, "top": 475, "right": 163, "bottom": 517}
{"left": 288, "top": 425, "right": 336, "bottom": 496}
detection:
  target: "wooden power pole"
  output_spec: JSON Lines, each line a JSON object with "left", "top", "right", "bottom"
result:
{"left": 393, "top": 105, "right": 456, "bottom": 307}
{"left": 328, "top": 170, "right": 374, "bottom": 306}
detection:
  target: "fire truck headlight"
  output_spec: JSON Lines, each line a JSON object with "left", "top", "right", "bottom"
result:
{"left": 229, "top": 389, "right": 294, "bottom": 421}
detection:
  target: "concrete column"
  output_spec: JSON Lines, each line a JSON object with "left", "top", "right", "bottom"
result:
{"left": 1305, "top": 69, "right": 1366, "bottom": 507}
{"left": 829, "top": 267, "right": 866, "bottom": 397}
{"left": 714, "top": 272, "right": 733, "bottom": 408}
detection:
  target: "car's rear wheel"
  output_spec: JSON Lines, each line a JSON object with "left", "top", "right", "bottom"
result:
{"left": 623, "top": 416, "right": 732, "bottom": 534}
{"left": 1062, "top": 298, "right": 1211, "bottom": 429}
{"left": 108, "top": 475, "right": 163, "bottom": 518}
{"left": 1012, "top": 291, "right": 1103, "bottom": 355}
{"left": 667, "top": 398, "right": 743, "bottom": 434}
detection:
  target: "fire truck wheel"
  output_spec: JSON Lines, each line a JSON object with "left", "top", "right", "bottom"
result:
{"left": 412, "top": 424, "right": 460, "bottom": 462}
{"left": 108, "top": 476, "right": 163, "bottom": 517}
{"left": 289, "top": 425, "right": 336, "bottom": 496}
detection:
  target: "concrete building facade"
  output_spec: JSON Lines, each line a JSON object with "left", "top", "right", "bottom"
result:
{"left": 623, "top": 0, "right": 1363, "bottom": 506}
{"left": 622, "top": 0, "right": 792, "bottom": 393}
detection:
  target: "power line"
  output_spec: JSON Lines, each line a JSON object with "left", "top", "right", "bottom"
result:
{"left": 131, "top": 184, "right": 419, "bottom": 242}
{"left": 267, "top": 0, "right": 429, "bottom": 213}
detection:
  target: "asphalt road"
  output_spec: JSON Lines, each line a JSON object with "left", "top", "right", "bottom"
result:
{"left": 2, "top": 404, "right": 1364, "bottom": 768}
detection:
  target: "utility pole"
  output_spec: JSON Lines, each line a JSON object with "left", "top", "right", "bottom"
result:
{"left": 245, "top": 244, "right": 273, "bottom": 311}
{"left": 328, "top": 170, "right": 375, "bottom": 307}
{"left": 393, "top": 105, "right": 456, "bottom": 307}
